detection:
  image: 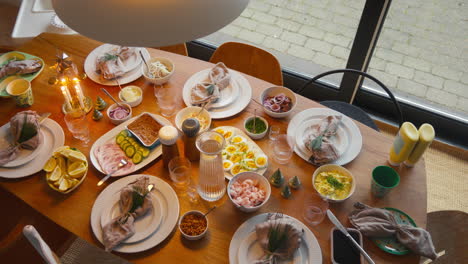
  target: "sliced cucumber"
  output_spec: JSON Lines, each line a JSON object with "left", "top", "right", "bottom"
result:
{"left": 132, "top": 151, "right": 143, "bottom": 164}
{"left": 116, "top": 134, "right": 126, "bottom": 144}
{"left": 140, "top": 147, "right": 150, "bottom": 158}
{"left": 125, "top": 145, "right": 136, "bottom": 158}
{"left": 119, "top": 130, "right": 131, "bottom": 137}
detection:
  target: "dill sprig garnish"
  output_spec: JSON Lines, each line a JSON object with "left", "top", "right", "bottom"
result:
{"left": 326, "top": 175, "right": 344, "bottom": 190}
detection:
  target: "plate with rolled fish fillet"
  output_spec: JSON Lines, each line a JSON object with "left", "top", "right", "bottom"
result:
{"left": 90, "top": 174, "right": 179, "bottom": 253}
{"left": 84, "top": 44, "right": 150, "bottom": 86}
{"left": 229, "top": 213, "right": 322, "bottom": 264}
{"left": 182, "top": 62, "right": 252, "bottom": 119}
{"left": 287, "top": 108, "right": 362, "bottom": 166}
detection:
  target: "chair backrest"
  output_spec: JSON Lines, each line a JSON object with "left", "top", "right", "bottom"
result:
{"left": 209, "top": 42, "right": 283, "bottom": 86}
{"left": 297, "top": 68, "right": 404, "bottom": 127}
{"left": 154, "top": 43, "right": 188, "bottom": 56}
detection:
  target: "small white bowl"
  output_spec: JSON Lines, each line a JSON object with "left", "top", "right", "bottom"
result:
{"left": 178, "top": 210, "right": 209, "bottom": 240}
{"left": 228, "top": 172, "right": 271, "bottom": 213}
{"left": 118, "top": 85, "right": 143, "bottom": 107}
{"left": 142, "top": 57, "right": 174, "bottom": 85}
{"left": 106, "top": 103, "right": 132, "bottom": 125}
{"left": 260, "top": 86, "right": 297, "bottom": 119}
{"left": 175, "top": 106, "right": 212, "bottom": 134}
{"left": 312, "top": 164, "right": 356, "bottom": 203}
{"left": 243, "top": 116, "right": 269, "bottom": 140}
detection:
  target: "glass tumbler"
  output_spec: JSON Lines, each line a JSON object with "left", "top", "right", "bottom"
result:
{"left": 302, "top": 192, "right": 329, "bottom": 226}
{"left": 168, "top": 157, "right": 192, "bottom": 189}
{"left": 196, "top": 131, "right": 226, "bottom": 202}
{"left": 64, "top": 109, "right": 90, "bottom": 144}
{"left": 154, "top": 87, "right": 176, "bottom": 117}
{"left": 273, "top": 134, "right": 295, "bottom": 164}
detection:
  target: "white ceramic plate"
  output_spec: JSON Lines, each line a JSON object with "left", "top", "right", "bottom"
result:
{"left": 215, "top": 126, "right": 268, "bottom": 181}
{"left": 295, "top": 118, "right": 349, "bottom": 157}
{"left": 90, "top": 112, "right": 171, "bottom": 177}
{"left": 229, "top": 213, "right": 322, "bottom": 264}
{"left": 183, "top": 69, "right": 252, "bottom": 119}
{"left": 0, "top": 126, "right": 45, "bottom": 168}
{"left": 287, "top": 108, "right": 362, "bottom": 166}
{"left": 0, "top": 118, "right": 65, "bottom": 178}
{"left": 100, "top": 192, "right": 163, "bottom": 243}
{"left": 90, "top": 174, "right": 179, "bottom": 253}
{"left": 238, "top": 232, "right": 303, "bottom": 263}
{"left": 84, "top": 44, "right": 150, "bottom": 86}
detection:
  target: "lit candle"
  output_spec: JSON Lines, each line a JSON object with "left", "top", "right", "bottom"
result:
{"left": 73, "top": 78, "right": 86, "bottom": 110}
{"left": 61, "top": 86, "right": 72, "bottom": 110}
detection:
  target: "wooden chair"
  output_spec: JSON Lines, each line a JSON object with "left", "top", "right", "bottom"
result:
{"left": 421, "top": 210, "right": 468, "bottom": 264}
{"left": 209, "top": 42, "right": 283, "bottom": 86}
{"left": 155, "top": 43, "right": 188, "bottom": 56}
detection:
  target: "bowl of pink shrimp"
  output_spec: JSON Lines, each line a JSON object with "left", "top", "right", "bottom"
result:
{"left": 227, "top": 172, "right": 271, "bottom": 213}
{"left": 260, "top": 86, "right": 297, "bottom": 119}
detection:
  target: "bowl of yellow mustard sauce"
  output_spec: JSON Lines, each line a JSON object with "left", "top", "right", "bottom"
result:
{"left": 312, "top": 164, "right": 355, "bottom": 202}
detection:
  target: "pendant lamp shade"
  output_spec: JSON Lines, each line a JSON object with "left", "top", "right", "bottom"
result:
{"left": 52, "top": 0, "right": 249, "bottom": 47}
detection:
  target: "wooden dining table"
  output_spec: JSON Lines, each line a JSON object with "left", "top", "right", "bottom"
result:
{"left": 0, "top": 33, "right": 427, "bottom": 264}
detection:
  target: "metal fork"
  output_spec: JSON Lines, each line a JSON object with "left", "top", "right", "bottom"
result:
{"left": 97, "top": 159, "right": 128, "bottom": 186}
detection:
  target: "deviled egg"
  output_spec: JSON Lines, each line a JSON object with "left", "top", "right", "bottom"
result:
{"left": 231, "top": 163, "right": 242, "bottom": 175}
{"left": 255, "top": 154, "right": 268, "bottom": 168}
{"left": 223, "top": 160, "right": 234, "bottom": 171}
{"left": 231, "top": 135, "right": 246, "bottom": 145}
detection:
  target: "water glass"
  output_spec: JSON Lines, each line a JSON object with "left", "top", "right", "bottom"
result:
{"left": 64, "top": 110, "right": 90, "bottom": 144}
{"left": 268, "top": 125, "right": 281, "bottom": 145}
{"left": 154, "top": 87, "right": 176, "bottom": 117}
{"left": 273, "top": 134, "right": 295, "bottom": 164}
{"left": 168, "top": 157, "right": 192, "bottom": 189}
{"left": 302, "top": 192, "right": 329, "bottom": 226}
{"left": 169, "top": 157, "right": 199, "bottom": 202}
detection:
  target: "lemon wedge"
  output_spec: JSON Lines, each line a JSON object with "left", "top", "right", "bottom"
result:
{"left": 68, "top": 161, "right": 87, "bottom": 178}
{"left": 49, "top": 166, "right": 62, "bottom": 182}
{"left": 68, "top": 150, "right": 87, "bottom": 163}
{"left": 58, "top": 177, "right": 70, "bottom": 191}
{"left": 43, "top": 157, "right": 57, "bottom": 172}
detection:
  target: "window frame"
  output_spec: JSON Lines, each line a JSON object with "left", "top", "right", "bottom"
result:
{"left": 187, "top": 0, "right": 468, "bottom": 148}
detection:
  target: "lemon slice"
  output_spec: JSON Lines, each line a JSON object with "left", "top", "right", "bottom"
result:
{"left": 58, "top": 177, "right": 70, "bottom": 191}
{"left": 0, "top": 52, "right": 26, "bottom": 65}
{"left": 49, "top": 166, "right": 62, "bottom": 182}
{"left": 67, "top": 150, "right": 87, "bottom": 163}
{"left": 68, "top": 161, "right": 87, "bottom": 178}
{"left": 53, "top": 146, "right": 70, "bottom": 157}
{"left": 43, "top": 157, "right": 57, "bottom": 172}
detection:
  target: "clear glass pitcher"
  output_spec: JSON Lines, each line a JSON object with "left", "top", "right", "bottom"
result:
{"left": 196, "top": 131, "right": 226, "bottom": 201}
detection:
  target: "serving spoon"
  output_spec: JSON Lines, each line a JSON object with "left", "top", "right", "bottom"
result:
{"left": 101, "top": 88, "right": 123, "bottom": 107}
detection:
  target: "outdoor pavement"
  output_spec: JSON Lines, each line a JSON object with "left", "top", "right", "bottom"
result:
{"left": 201, "top": 0, "right": 468, "bottom": 117}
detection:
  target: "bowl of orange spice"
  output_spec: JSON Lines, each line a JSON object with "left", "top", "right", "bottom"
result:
{"left": 178, "top": 210, "right": 208, "bottom": 240}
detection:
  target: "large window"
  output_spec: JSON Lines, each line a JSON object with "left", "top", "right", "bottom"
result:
{"left": 191, "top": 0, "right": 468, "bottom": 146}
{"left": 366, "top": 0, "right": 468, "bottom": 122}
{"left": 200, "top": 0, "right": 365, "bottom": 85}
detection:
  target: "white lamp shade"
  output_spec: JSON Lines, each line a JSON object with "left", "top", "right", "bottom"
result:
{"left": 52, "top": 0, "right": 249, "bottom": 47}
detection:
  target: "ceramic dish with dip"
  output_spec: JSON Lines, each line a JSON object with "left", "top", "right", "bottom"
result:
{"left": 119, "top": 85, "right": 142, "bottom": 107}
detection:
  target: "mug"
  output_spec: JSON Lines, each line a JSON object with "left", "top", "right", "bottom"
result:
{"left": 6, "top": 79, "right": 34, "bottom": 107}
{"left": 371, "top": 165, "right": 400, "bottom": 198}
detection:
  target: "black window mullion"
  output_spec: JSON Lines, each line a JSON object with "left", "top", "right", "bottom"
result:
{"left": 340, "top": 0, "right": 392, "bottom": 103}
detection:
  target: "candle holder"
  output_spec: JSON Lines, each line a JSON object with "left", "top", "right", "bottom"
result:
{"left": 50, "top": 50, "right": 92, "bottom": 114}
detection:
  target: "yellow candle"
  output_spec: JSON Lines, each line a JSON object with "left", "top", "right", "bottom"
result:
{"left": 61, "top": 86, "right": 72, "bottom": 110}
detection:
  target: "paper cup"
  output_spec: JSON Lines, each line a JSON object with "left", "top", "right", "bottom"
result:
{"left": 6, "top": 79, "right": 33, "bottom": 107}
{"left": 371, "top": 166, "right": 400, "bottom": 198}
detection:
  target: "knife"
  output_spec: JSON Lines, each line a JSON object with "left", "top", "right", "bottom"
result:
{"left": 327, "top": 209, "right": 375, "bottom": 264}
